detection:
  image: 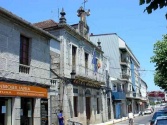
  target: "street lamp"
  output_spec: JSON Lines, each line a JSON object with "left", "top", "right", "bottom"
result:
{"left": 70, "top": 70, "right": 76, "bottom": 82}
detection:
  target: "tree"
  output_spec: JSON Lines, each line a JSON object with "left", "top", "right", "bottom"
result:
{"left": 151, "top": 34, "right": 167, "bottom": 90}
{"left": 139, "top": 0, "right": 167, "bottom": 19}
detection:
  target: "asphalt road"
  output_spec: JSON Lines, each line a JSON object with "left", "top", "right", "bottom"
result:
{"left": 114, "top": 114, "right": 153, "bottom": 125}
{"left": 113, "top": 106, "right": 164, "bottom": 125}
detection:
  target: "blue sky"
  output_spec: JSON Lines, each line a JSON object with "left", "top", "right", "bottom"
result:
{"left": 0, "top": 0, "right": 166, "bottom": 91}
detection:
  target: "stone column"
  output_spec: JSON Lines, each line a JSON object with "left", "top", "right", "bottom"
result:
{"left": 33, "top": 98, "right": 41, "bottom": 125}
{"left": 5, "top": 98, "right": 12, "bottom": 125}
{"left": 12, "top": 97, "right": 21, "bottom": 125}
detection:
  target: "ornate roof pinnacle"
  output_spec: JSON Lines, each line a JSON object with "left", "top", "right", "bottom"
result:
{"left": 59, "top": 8, "right": 66, "bottom": 23}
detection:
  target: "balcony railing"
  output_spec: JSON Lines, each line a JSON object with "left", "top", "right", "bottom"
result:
{"left": 126, "top": 91, "right": 133, "bottom": 98}
{"left": 120, "top": 58, "right": 128, "bottom": 66}
{"left": 75, "top": 65, "right": 105, "bottom": 83}
{"left": 50, "top": 79, "right": 58, "bottom": 90}
{"left": 120, "top": 73, "right": 130, "bottom": 79}
{"left": 112, "top": 92, "right": 126, "bottom": 100}
{"left": 19, "top": 64, "right": 30, "bottom": 74}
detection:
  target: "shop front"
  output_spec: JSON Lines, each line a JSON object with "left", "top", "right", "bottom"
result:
{"left": 0, "top": 81, "right": 48, "bottom": 125}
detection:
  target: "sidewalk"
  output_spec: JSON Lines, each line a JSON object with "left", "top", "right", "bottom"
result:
{"left": 90, "top": 114, "right": 139, "bottom": 125}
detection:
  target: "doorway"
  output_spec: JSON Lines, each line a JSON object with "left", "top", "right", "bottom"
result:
{"left": 107, "top": 98, "right": 111, "bottom": 119}
{"left": 0, "top": 97, "right": 12, "bottom": 125}
{"left": 86, "top": 97, "right": 91, "bottom": 120}
{"left": 21, "top": 98, "right": 34, "bottom": 125}
{"left": 0, "top": 98, "right": 5, "bottom": 125}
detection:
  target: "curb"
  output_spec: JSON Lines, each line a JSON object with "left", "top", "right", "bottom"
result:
{"left": 90, "top": 114, "right": 139, "bottom": 125}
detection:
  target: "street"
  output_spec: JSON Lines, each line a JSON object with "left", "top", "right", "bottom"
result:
{"left": 114, "top": 114, "right": 153, "bottom": 125}
{"left": 114, "top": 106, "right": 163, "bottom": 125}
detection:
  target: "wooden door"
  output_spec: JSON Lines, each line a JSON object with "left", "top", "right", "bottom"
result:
{"left": 86, "top": 97, "right": 91, "bottom": 120}
{"left": 107, "top": 98, "right": 111, "bottom": 119}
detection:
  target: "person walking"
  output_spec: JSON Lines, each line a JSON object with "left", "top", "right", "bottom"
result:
{"left": 57, "top": 110, "right": 64, "bottom": 125}
{"left": 128, "top": 112, "right": 134, "bottom": 125}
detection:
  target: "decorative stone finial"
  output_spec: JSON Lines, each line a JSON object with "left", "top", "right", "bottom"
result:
{"left": 59, "top": 8, "right": 66, "bottom": 23}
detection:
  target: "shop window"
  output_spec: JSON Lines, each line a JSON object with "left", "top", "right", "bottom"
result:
{"left": 19, "top": 35, "right": 30, "bottom": 74}
{"left": 0, "top": 98, "right": 12, "bottom": 125}
{"left": 73, "top": 96, "right": 78, "bottom": 117}
{"left": 41, "top": 99, "right": 48, "bottom": 125}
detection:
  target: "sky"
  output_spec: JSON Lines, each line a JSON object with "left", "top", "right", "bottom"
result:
{"left": 0, "top": 0, "right": 166, "bottom": 91}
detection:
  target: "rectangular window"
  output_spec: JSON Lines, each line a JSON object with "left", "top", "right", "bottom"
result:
{"left": 19, "top": 35, "right": 30, "bottom": 74}
{"left": 73, "top": 96, "right": 78, "bottom": 117}
{"left": 72, "top": 46, "right": 77, "bottom": 70}
{"left": 85, "top": 53, "right": 88, "bottom": 69}
{"left": 97, "top": 98, "right": 100, "bottom": 114}
{"left": 129, "top": 85, "right": 132, "bottom": 91}
{"left": 20, "top": 35, "right": 30, "bottom": 65}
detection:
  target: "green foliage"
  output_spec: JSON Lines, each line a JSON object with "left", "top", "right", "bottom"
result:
{"left": 139, "top": 0, "right": 167, "bottom": 19}
{"left": 151, "top": 34, "right": 167, "bottom": 90}
{"left": 150, "top": 101, "right": 155, "bottom": 105}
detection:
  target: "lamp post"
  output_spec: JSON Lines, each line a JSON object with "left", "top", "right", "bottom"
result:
{"left": 70, "top": 70, "right": 76, "bottom": 83}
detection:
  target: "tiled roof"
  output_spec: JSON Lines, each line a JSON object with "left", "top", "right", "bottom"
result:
{"left": 33, "top": 19, "right": 58, "bottom": 29}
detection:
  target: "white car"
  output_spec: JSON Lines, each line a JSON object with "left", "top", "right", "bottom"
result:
{"left": 144, "top": 108, "right": 152, "bottom": 115}
{"left": 153, "top": 116, "right": 167, "bottom": 125}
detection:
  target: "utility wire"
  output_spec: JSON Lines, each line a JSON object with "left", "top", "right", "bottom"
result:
{"left": 110, "top": 67, "right": 155, "bottom": 72}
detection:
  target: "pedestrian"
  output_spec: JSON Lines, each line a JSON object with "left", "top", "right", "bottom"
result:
{"left": 57, "top": 110, "right": 64, "bottom": 125}
{"left": 128, "top": 112, "right": 134, "bottom": 125}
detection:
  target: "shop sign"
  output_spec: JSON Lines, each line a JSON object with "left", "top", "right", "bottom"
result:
{"left": 0, "top": 82, "right": 47, "bottom": 98}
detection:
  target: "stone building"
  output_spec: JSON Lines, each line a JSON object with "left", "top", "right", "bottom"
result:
{"left": 0, "top": 7, "right": 59, "bottom": 125}
{"left": 34, "top": 7, "right": 110, "bottom": 125}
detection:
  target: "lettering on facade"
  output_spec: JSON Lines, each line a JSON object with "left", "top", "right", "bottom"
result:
{"left": 0, "top": 82, "right": 48, "bottom": 98}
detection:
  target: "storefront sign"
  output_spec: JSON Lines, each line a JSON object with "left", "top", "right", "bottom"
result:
{"left": 0, "top": 82, "right": 48, "bottom": 98}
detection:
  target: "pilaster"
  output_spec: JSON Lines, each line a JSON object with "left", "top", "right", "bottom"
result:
{"left": 12, "top": 97, "right": 21, "bottom": 125}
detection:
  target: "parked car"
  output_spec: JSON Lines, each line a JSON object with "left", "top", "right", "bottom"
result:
{"left": 150, "top": 110, "right": 167, "bottom": 125}
{"left": 144, "top": 108, "right": 152, "bottom": 115}
{"left": 153, "top": 116, "right": 167, "bottom": 125}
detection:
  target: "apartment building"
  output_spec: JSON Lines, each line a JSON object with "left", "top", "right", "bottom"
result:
{"left": 90, "top": 33, "right": 146, "bottom": 118}
{"left": 140, "top": 79, "right": 148, "bottom": 111}
{"left": 90, "top": 33, "right": 126, "bottom": 119}
{"left": 0, "top": 7, "right": 60, "bottom": 125}
{"left": 34, "top": 7, "right": 109, "bottom": 125}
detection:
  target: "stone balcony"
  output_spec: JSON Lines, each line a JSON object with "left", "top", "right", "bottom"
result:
{"left": 75, "top": 65, "right": 105, "bottom": 83}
